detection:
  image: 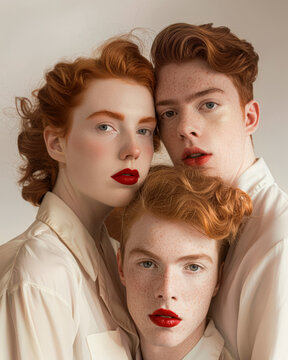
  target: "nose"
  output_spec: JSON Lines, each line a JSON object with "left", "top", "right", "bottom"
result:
{"left": 177, "top": 110, "right": 202, "bottom": 140}
{"left": 155, "top": 268, "right": 178, "bottom": 301}
{"left": 119, "top": 135, "right": 141, "bottom": 161}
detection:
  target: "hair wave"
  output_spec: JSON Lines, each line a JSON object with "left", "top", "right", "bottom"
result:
{"left": 17, "top": 37, "right": 158, "bottom": 206}
{"left": 151, "top": 23, "right": 259, "bottom": 106}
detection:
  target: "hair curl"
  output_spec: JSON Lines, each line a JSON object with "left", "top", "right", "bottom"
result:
{"left": 17, "top": 37, "right": 159, "bottom": 206}
{"left": 151, "top": 23, "right": 259, "bottom": 106}
{"left": 121, "top": 165, "right": 252, "bottom": 262}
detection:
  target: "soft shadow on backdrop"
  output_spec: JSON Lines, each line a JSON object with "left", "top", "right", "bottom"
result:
{"left": 1, "top": 0, "right": 287, "bottom": 243}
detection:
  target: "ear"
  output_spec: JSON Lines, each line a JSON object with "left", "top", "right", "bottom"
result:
{"left": 244, "top": 100, "right": 259, "bottom": 135}
{"left": 43, "top": 126, "right": 66, "bottom": 163}
{"left": 117, "top": 249, "right": 126, "bottom": 287}
{"left": 212, "top": 262, "right": 224, "bottom": 297}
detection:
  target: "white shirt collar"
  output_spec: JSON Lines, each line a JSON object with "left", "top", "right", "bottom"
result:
{"left": 236, "top": 158, "right": 274, "bottom": 196}
{"left": 183, "top": 320, "right": 226, "bottom": 360}
{"left": 36, "top": 191, "right": 100, "bottom": 281}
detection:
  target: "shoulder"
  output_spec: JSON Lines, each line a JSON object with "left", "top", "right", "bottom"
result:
{"left": 242, "top": 178, "right": 288, "bottom": 253}
{"left": 254, "top": 181, "right": 288, "bottom": 212}
{"left": 0, "top": 220, "right": 81, "bottom": 298}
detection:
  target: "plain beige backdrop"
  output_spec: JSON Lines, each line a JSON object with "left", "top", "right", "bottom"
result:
{"left": 1, "top": 0, "right": 287, "bottom": 243}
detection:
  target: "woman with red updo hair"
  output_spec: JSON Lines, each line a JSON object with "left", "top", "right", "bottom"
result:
{"left": 0, "top": 36, "right": 158, "bottom": 360}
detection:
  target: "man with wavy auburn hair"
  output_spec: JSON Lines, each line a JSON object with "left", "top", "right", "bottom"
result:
{"left": 118, "top": 165, "right": 252, "bottom": 360}
{"left": 151, "top": 23, "right": 288, "bottom": 360}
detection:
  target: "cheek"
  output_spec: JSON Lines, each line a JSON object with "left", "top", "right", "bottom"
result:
{"left": 160, "top": 122, "right": 175, "bottom": 140}
{"left": 125, "top": 275, "right": 150, "bottom": 316}
{"left": 125, "top": 267, "right": 150, "bottom": 299}
{"left": 69, "top": 135, "right": 110, "bottom": 159}
{"left": 143, "top": 143, "right": 154, "bottom": 161}
{"left": 184, "top": 274, "right": 218, "bottom": 310}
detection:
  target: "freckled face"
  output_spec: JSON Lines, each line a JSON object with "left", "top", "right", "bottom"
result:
{"left": 61, "top": 78, "right": 156, "bottom": 207}
{"left": 119, "top": 213, "right": 220, "bottom": 350}
{"left": 156, "top": 60, "right": 256, "bottom": 184}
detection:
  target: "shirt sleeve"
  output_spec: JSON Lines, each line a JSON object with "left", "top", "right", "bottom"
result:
{"left": 237, "top": 239, "right": 288, "bottom": 360}
{"left": 0, "top": 282, "right": 77, "bottom": 360}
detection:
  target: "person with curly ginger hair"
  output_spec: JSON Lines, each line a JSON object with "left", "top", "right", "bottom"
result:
{"left": 0, "top": 36, "right": 159, "bottom": 360}
{"left": 151, "top": 23, "right": 288, "bottom": 359}
{"left": 117, "top": 165, "right": 252, "bottom": 360}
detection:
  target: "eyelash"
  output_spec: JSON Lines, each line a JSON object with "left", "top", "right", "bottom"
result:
{"left": 96, "top": 124, "right": 153, "bottom": 136}
{"left": 137, "top": 128, "right": 153, "bottom": 136}
{"left": 97, "top": 123, "right": 114, "bottom": 132}
{"left": 185, "top": 264, "right": 203, "bottom": 272}
{"left": 158, "top": 101, "right": 219, "bottom": 120}
{"left": 139, "top": 260, "right": 156, "bottom": 269}
{"left": 200, "top": 101, "right": 218, "bottom": 111}
{"left": 159, "top": 110, "right": 177, "bottom": 121}
{"left": 138, "top": 261, "right": 203, "bottom": 273}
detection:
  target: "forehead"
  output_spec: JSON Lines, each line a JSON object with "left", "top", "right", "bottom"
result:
{"left": 125, "top": 212, "right": 218, "bottom": 258}
{"left": 81, "top": 78, "right": 152, "bottom": 105}
{"left": 71, "top": 78, "right": 155, "bottom": 120}
{"left": 156, "top": 60, "right": 239, "bottom": 103}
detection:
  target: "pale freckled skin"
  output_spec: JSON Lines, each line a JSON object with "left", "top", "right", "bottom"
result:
{"left": 119, "top": 213, "right": 221, "bottom": 360}
{"left": 52, "top": 78, "right": 156, "bottom": 237}
{"left": 155, "top": 60, "right": 258, "bottom": 185}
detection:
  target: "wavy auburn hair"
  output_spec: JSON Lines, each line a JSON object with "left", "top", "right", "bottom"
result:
{"left": 151, "top": 23, "right": 259, "bottom": 106}
{"left": 17, "top": 37, "right": 158, "bottom": 206}
{"left": 121, "top": 165, "right": 252, "bottom": 262}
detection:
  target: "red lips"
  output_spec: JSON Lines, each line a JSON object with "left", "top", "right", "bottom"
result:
{"left": 149, "top": 308, "right": 182, "bottom": 328}
{"left": 111, "top": 168, "right": 139, "bottom": 185}
{"left": 182, "top": 147, "right": 212, "bottom": 166}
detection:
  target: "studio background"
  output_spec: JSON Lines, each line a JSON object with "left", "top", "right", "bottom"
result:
{"left": 1, "top": 0, "right": 287, "bottom": 243}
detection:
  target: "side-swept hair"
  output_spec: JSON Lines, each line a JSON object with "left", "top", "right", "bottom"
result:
{"left": 151, "top": 23, "right": 259, "bottom": 106}
{"left": 17, "top": 37, "right": 158, "bottom": 206}
{"left": 121, "top": 165, "right": 252, "bottom": 261}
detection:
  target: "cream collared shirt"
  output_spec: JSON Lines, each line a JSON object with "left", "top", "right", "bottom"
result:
{"left": 183, "top": 321, "right": 232, "bottom": 360}
{"left": 0, "top": 192, "right": 138, "bottom": 360}
{"left": 211, "top": 158, "right": 288, "bottom": 359}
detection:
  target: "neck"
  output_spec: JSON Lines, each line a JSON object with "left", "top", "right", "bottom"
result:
{"left": 52, "top": 171, "right": 112, "bottom": 242}
{"left": 230, "top": 140, "right": 257, "bottom": 186}
{"left": 141, "top": 321, "right": 205, "bottom": 360}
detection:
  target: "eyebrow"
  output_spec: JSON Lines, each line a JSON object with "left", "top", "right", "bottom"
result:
{"left": 128, "top": 248, "right": 214, "bottom": 264}
{"left": 86, "top": 110, "right": 124, "bottom": 121}
{"left": 156, "top": 87, "right": 225, "bottom": 107}
{"left": 138, "top": 116, "right": 157, "bottom": 125}
{"left": 86, "top": 110, "right": 156, "bottom": 124}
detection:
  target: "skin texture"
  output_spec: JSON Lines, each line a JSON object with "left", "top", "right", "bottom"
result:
{"left": 44, "top": 78, "right": 156, "bottom": 239}
{"left": 155, "top": 59, "right": 259, "bottom": 184}
{"left": 118, "top": 213, "right": 221, "bottom": 360}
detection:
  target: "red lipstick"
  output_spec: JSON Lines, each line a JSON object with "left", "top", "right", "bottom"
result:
{"left": 149, "top": 308, "right": 182, "bottom": 328}
{"left": 111, "top": 168, "right": 139, "bottom": 185}
{"left": 182, "top": 147, "right": 212, "bottom": 166}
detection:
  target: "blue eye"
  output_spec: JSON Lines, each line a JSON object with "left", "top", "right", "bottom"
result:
{"left": 137, "top": 128, "right": 151, "bottom": 136}
{"left": 204, "top": 102, "right": 217, "bottom": 110}
{"left": 98, "top": 124, "right": 113, "bottom": 131}
{"left": 140, "top": 261, "right": 154, "bottom": 268}
{"left": 188, "top": 264, "right": 200, "bottom": 272}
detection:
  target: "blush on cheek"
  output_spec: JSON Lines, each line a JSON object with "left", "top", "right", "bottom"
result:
{"left": 89, "top": 143, "right": 108, "bottom": 157}
{"left": 142, "top": 143, "right": 154, "bottom": 158}
{"left": 73, "top": 136, "right": 109, "bottom": 158}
